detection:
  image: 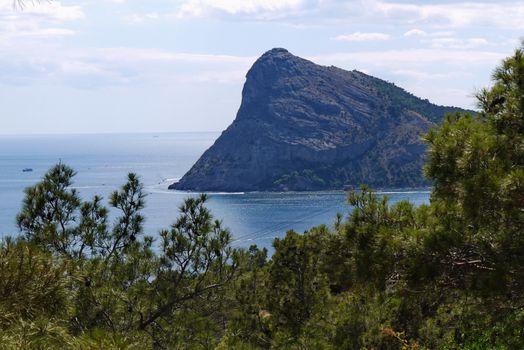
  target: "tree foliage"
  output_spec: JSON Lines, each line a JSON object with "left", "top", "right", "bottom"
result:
{"left": 8, "top": 165, "right": 239, "bottom": 348}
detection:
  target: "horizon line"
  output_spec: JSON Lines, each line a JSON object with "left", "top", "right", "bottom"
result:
{"left": 0, "top": 130, "right": 223, "bottom": 137}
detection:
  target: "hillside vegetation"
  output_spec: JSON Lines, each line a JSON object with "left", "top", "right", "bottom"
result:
{"left": 0, "top": 45, "right": 523, "bottom": 349}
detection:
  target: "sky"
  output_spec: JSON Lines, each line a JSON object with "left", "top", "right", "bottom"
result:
{"left": 0, "top": 0, "right": 522, "bottom": 134}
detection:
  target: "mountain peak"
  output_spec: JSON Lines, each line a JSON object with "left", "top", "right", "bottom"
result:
{"left": 264, "top": 47, "right": 290, "bottom": 56}
{"left": 251, "top": 47, "right": 301, "bottom": 70}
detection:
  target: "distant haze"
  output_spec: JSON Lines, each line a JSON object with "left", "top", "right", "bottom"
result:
{"left": 0, "top": 0, "right": 521, "bottom": 134}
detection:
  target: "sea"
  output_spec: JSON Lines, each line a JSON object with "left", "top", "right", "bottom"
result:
{"left": 0, "top": 132, "right": 430, "bottom": 251}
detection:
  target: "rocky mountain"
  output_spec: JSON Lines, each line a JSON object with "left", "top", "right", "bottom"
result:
{"left": 170, "top": 48, "right": 472, "bottom": 192}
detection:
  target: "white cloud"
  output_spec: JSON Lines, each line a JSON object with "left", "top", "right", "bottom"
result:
{"left": 87, "top": 48, "right": 254, "bottom": 64}
{"left": 176, "top": 69, "right": 249, "bottom": 84}
{"left": 391, "top": 69, "right": 451, "bottom": 80}
{"left": 0, "top": 42, "right": 256, "bottom": 88}
{"left": 428, "top": 37, "right": 489, "bottom": 49}
{"left": 13, "top": 27, "right": 75, "bottom": 38}
{"left": 0, "top": 1, "right": 83, "bottom": 42}
{"left": 404, "top": 29, "right": 426, "bottom": 37}
{"left": 166, "top": 0, "right": 524, "bottom": 30}
{"left": 312, "top": 49, "right": 505, "bottom": 68}
{"left": 371, "top": 0, "right": 524, "bottom": 29}
{"left": 333, "top": 31, "right": 390, "bottom": 42}
{"left": 124, "top": 12, "right": 160, "bottom": 24}
{"left": 176, "top": 0, "right": 304, "bottom": 18}
{"left": 403, "top": 30, "right": 489, "bottom": 50}
{"left": 0, "top": 1, "right": 84, "bottom": 22}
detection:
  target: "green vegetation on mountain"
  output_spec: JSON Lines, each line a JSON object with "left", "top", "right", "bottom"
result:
{"left": 0, "top": 45, "right": 523, "bottom": 348}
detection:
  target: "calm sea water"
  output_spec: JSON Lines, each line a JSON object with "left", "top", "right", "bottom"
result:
{"left": 0, "top": 133, "right": 430, "bottom": 250}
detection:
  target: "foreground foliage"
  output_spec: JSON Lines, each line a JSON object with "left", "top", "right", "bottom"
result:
{"left": 1, "top": 45, "right": 523, "bottom": 349}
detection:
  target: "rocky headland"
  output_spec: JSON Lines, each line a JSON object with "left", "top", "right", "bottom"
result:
{"left": 170, "top": 48, "right": 471, "bottom": 191}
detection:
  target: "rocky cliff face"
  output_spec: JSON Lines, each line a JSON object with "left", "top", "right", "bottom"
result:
{"left": 170, "top": 48, "right": 470, "bottom": 191}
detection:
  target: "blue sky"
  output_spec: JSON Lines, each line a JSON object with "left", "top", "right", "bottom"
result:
{"left": 0, "top": 0, "right": 522, "bottom": 134}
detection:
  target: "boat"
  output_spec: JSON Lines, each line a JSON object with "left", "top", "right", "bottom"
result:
{"left": 22, "top": 168, "right": 33, "bottom": 172}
